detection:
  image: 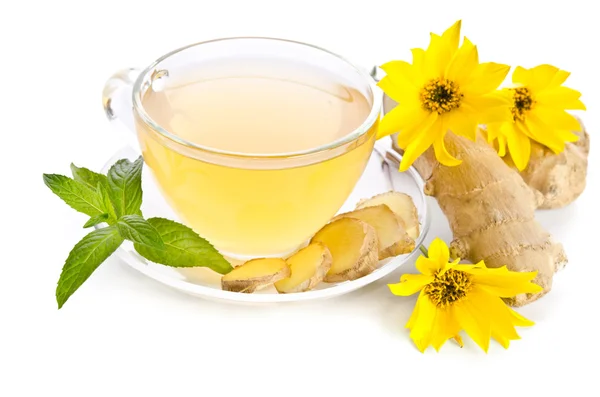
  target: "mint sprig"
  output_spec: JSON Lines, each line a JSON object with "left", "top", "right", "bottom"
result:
{"left": 44, "top": 156, "right": 233, "bottom": 309}
{"left": 116, "top": 215, "right": 164, "bottom": 249}
{"left": 56, "top": 226, "right": 124, "bottom": 309}
{"left": 134, "top": 218, "right": 232, "bottom": 274}
{"left": 43, "top": 174, "right": 106, "bottom": 217}
{"left": 107, "top": 158, "right": 143, "bottom": 218}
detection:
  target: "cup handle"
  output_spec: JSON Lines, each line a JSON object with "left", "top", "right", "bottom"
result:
{"left": 102, "top": 68, "right": 141, "bottom": 147}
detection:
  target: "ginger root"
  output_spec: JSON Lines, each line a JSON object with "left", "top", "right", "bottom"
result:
{"left": 221, "top": 258, "right": 290, "bottom": 293}
{"left": 275, "top": 243, "right": 332, "bottom": 293}
{"left": 390, "top": 131, "right": 566, "bottom": 306}
{"left": 504, "top": 121, "right": 590, "bottom": 209}
{"left": 356, "top": 192, "right": 420, "bottom": 239}
{"left": 333, "top": 205, "right": 414, "bottom": 259}
{"left": 385, "top": 94, "right": 567, "bottom": 305}
{"left": 311, "top": 217, "right": 379, "bottom": 282}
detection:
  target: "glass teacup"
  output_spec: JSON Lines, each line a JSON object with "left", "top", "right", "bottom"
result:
{"left": 103, "top": 38, "right": 381, "bottom": 258}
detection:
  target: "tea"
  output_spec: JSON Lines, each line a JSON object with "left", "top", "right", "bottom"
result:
{"left": 137, "top": 59, "right": 376, "bottom": 257}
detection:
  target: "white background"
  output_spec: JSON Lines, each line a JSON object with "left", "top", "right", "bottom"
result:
{"left": 2, "top": 0, "right": 599, "bottom": 396}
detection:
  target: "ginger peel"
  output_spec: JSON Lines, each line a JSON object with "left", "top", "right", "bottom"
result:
{"left": 275, "top": 243, "right": 332, "bottom": 293}
{"left": 356, "top": 192, "right": 420, "bottom": 240}
{"left": 311, "top": 217, "right": 379, "bottom": 283}
{"left": 221, "top": 258, "right": 290, "bottom": 293}
{"left": 503, "top": 122, "right": 589, "bottom": 209}
{"left": 333, "top": 205, "right": 415, "bottom": 259}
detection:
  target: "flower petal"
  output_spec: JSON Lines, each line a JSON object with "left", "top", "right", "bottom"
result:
{"left": 549, "top": 69, "right": 570, "bottom": 87}
{"left": 445, "top": 37, "right": 478, "bottom": 84}
{"left": 536, "top": 86, "right": 586, "bottom": 110}
{"left": 399, "top": 113, "right": 441, "bottom": 171}
{"left": 524, "top": 113, "right": 568, "bottom": 153}
{"left": 441, "top": 20, "right": 462, "bottom": 53}
{"left": 487, "top": 123, "right": 508, "bottom": 157}
{"left": 405, "top": 291, "right": 423, "bottom": 329}
{"left": 427, "top": 238, "right": 450, "bottom": 265}
{"left": 512, "top": 66, "right": 531, "bottom": 85}
{"left": 378, "top": 101, "right": 423, "bottom": 139}
{"left": 454, "top": 294, "right": 491, "bottom": 352}
{"left": 468, "top": 266, "right": 543, "bottom": 297}
{"left": 433, "top": 129, "right": 462, "bottom": 167}
{"left": 388, "top": 274, "right": 434, "bottom": 296}
{"left": 531, "top": 107, "right": 582, "bottom": 133}
{"left": 462, "top": 92, "right": 512, "bottom": 124}
{"left": 412, "top": 48, "right": 425, "bottom": 69}
{"left": 513, "top": 64, "right": 571, "bottom": 90}
{"left": 395, "top": 110, "right": 437, "bottom": 148}
{"left": 380, "top": 61, "right": 422, "bottom": 92}
{"left": 505, "top": 122, "right": 532, "bottom": 171}
{"left": 451, "top": 262, "right": 485, "bottom": 273}
{"left": 408, "top": 292, "right": 438, "bottom": 352}
{"left": 377, "top": 77, "right": 412, "bottom": 106}
{"left": 470, "top": 286, "right": 521, "bottom": 349}
{"left": 405, "top": 48, "right": 428, "bottom": 87}
{"left": 415, "top": 256, "right": 442, "bottom": 276}
{"left": 461, "top": 62, "right": 511, "bottom": 96}
{"left": 525, "top": 64, "right": 564, "bottom": 92}
{"left": 446, "top": 107, "right": 479, "bottom": 140}
{"left": 509, "top": 307, "right": 535, "bottom": 327}
{"left": 421, "top": 21, "right": 462, "bottom": 80}
{"left": 497, "top": 133, "right": 507, "bottom": 157}
{"left": 431, "top": 306, "right": 461, "bottom": 351}
{"left": 423, "top": 33, "right": 450, "bottom": 80}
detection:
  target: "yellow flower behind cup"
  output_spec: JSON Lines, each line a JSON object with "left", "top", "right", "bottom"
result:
{"left": 389, "top": 238, "right": 542, "bottom": 352}
{"left": 487, "top": 64, "right": 586, "bottom": 170}
{"left": 377, "top": 20, "right": 512, "bottom": 171}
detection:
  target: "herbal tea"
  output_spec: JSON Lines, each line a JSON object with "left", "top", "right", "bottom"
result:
{"left": 137, "top": 59, "right": 376, "bottom": 257}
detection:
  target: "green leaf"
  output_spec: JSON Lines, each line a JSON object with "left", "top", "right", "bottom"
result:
{"left": 117, "top": 215, "right": 164, "bottom": 249}
{"left": 71, "top": 163, "right": 109, "bottom": 190}
{"left": 107, "top": 157, "right": 143, "bottom": 217}
{"left": 97, "top": 182, "right": 117, "bottom": 224}
{"left": 43, "top": 174, "right": 105, "bottom": 217}
{"left": 69, "top": 164, "right": 118, "bottom": 222}
{"left": 134, "top": 217, "right": 232, "bottom": 274}
{"left": 83, "top": 213, "right": 109, "bottom": 228}
{"left": 56, "top": 226, "right": 124, "bottom": 309}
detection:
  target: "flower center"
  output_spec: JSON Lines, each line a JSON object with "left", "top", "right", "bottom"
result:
{"left": 420, "top": 78, "right": 463, "bottom": 114}
{"left": 424, "top": 269, "right": 472, "bottom": 308}
{"left": 511, "top": 87, "right": 535, "bottom": 121}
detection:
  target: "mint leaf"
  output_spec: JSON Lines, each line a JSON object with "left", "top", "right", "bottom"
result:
{"left": 83, "top": 213, "right": 109, "bottom": 228}
{"left": 71, "top": 163, "right": 108, "bottom": 190}
{"left": 56, "top": 226, "right": 124, "bottom": 309}
{"left": 107, "top": 157, "right": 143, "bottom": 217}
{"left": 43, "top": 174, "right": 105, "bottom": 217}
{"left": 117, "top": 215, "right": 164, "bottom": 249}
{"left": 134, "top": 217, "right": 232, "bottom": 274}
{"left": 97, "top": 182, "right": 117, "bottom": 223}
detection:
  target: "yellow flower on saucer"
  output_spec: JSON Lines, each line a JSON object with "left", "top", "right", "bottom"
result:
{"left": 378, "top": 21, "right": 511, "bottom": 171}
{"left": 389, "top": 238, "right": 542, "bottom": 352}
{"left": 487, "top": 64, "right": 586, "bottom": 170}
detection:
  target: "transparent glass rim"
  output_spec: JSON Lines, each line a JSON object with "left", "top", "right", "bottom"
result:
{"left": 132, "top": 37, "right": 383, "bottom": 159}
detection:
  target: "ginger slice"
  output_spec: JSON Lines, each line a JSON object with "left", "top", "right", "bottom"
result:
{"left": 356, "top": 192, "right": 420, "bottom": 240}
{"left": 310, "top": 217, "right": 379, "bottom": 282}
{"left": 275, "top": 243, "right": 332, "bottom": 293}
{"left": 333, "top": 205, "right": 415, "bottom": 259}
{"left": 221, "top": 258, "right": 290, "bottom": 293}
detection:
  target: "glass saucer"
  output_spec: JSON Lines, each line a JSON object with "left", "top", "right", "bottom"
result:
{"left": 100, "top": 139, "right": 430, "bottom": 304}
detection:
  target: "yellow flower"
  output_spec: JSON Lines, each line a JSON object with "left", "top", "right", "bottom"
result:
{"left": 389, "top": 238, "right": 542, "bottom": 352}
{"left": 378, "top": 21, "right": 511, "bottom": 171}
{"left": 487, "top": 64, "right": 586, "bottom": 170}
